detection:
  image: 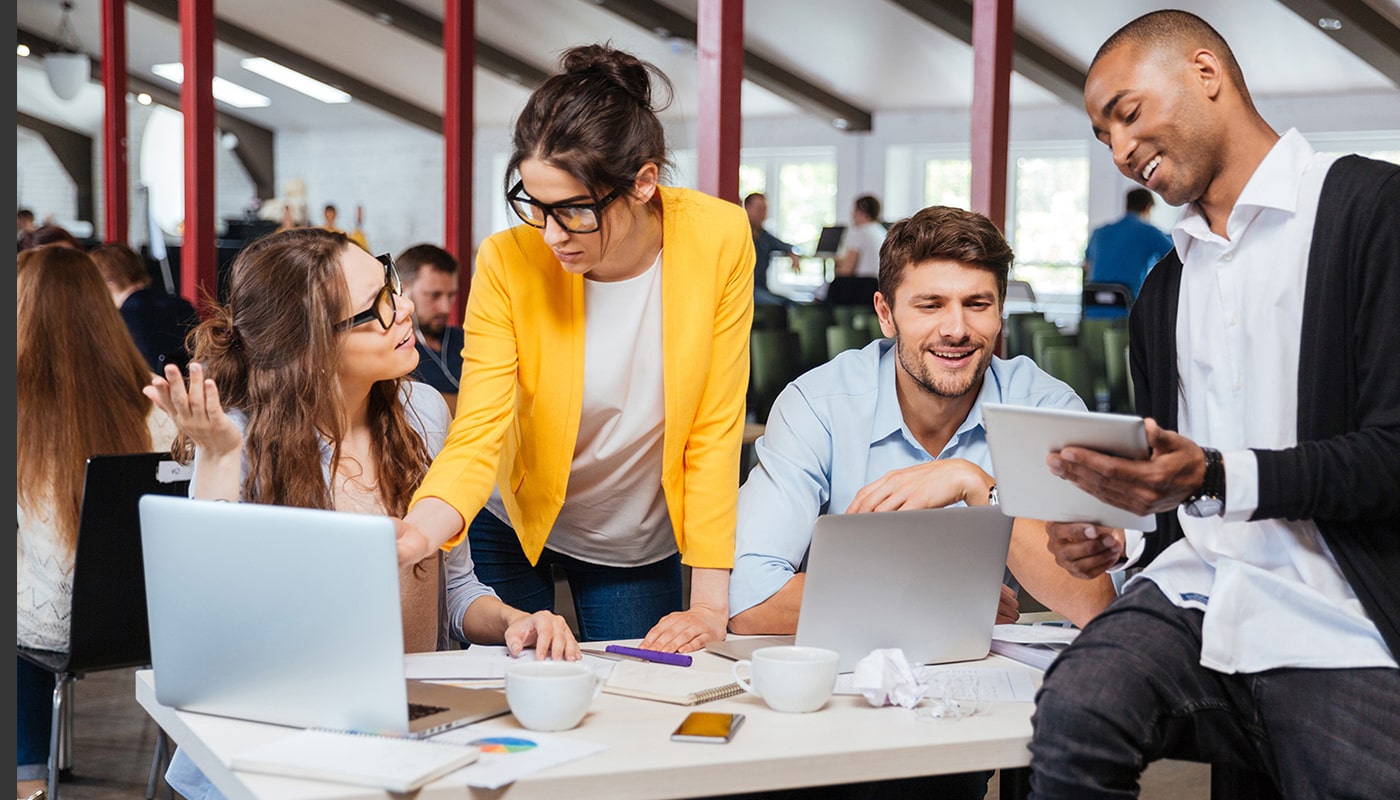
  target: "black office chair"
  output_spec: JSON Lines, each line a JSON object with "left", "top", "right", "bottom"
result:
{"left": 1081, "top": 281, "right": 1134, "bottom": 317}
{"left": 18, "top": 452, "right": 191, "bottom": 800}
{"left": 824, "top": 276, "right": 879, "bottom": 308}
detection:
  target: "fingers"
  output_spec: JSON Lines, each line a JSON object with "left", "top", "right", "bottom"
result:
{"left": 639, "top": 611, "right": 721, "bottom": 654}
{"left": 996, "top": 584, "right": 1020, "bottom": 624}
{"left": 523, "top": 612, "right": 579, "bottom": 661}
{"left": 1044, "top": 522, "right": 1123, "bottom": 579}
{"left": 394, "top": 529, "right": 430, "bottom": 566}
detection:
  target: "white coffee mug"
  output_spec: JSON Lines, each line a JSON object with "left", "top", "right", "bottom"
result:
{"left": 732, "top": 645, "right": 839, "bottom": 713}
{"left": 504, "top": 660, "right": 603, "bottom": 732}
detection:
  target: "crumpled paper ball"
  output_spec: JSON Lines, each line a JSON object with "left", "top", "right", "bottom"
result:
{"left": 851, "top": 648, "right": 928, "bottom": 708}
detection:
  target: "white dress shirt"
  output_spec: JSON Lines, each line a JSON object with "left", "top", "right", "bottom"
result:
{"left": 1130, "top": 129, "right": 1396, "bottom": 673}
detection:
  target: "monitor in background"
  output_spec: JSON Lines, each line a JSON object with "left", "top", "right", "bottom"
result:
{"left": 812, "top": 225, "right": 847, "bottom": 258}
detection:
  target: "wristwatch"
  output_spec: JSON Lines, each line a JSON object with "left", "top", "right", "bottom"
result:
{"left": 1183, "top": 447, "right": 1225, "bottom": 518}
{"left": 987, "top": 484, "right": 999, "bottom": 506}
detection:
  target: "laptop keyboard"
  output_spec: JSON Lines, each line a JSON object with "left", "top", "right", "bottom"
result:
{"left": 408, "top": 702, "right": 450, "bottom": 721}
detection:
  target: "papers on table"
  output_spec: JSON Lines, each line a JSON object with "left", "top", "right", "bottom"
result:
{"left": 989, "top": 622, "right": 1080, "bottom": 671}
{"left": 431, "top": 724, "right": 607, "bottom": 789}
{"left": 834, "top": 664, "right": 1037, "bottom": 702}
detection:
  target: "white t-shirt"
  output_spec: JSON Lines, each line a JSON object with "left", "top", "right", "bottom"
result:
{"left": 487, "top": 253, "right": 674, "bottom": 567}
{"left": 841, "top": 221, "right": 887, "bottom": 278}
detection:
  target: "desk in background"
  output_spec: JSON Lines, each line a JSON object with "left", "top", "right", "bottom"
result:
{"left": 136, "top": 648, "right": 1040, "bottom": 800}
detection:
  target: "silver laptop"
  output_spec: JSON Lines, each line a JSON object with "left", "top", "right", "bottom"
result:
{"left": 139, "top": 495, "right": 509, "bottom": 738}
{"left": 710, "top": 507, "right": 1012, "bottom": 672}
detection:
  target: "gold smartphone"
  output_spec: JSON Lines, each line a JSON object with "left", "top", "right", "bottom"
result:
{"left": 670, "top": 711, "right": 745, "bottom": 743}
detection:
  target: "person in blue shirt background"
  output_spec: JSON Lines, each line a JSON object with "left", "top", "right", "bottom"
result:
{"left": 745, "top": 192, "right": 801, "bottom": 307}
{"left": 398, "top": 243, "right": 465, "bottom": 414}
{"left": 1082, "top": 188, "right": 1173, "bottom": 318}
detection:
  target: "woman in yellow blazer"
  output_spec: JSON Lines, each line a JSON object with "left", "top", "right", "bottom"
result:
{"left": 400, "top": 44, "right": 754, "bottom": 654}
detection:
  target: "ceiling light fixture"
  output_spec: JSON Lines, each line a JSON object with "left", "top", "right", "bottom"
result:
{"left": 1318, "top": 17, "right": 1343, "bottom": 30}
{"left": 18, "top": 43, "right": 32, "bottom": 57}
{"left": 45, "top": 1, "right": 89, "bottom": 101}
{"left": 240, "top": 57, "right": 352, "bottom": 104}
{"left": 151, "top": 62, "right": 272, "bottom": 108}
{"left": 136, "top": 92, "right": 152, "bottom": 105}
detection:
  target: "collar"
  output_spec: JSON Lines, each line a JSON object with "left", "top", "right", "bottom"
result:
{"left": 1173, "top": 128, "right": 1314, "bottom": 253}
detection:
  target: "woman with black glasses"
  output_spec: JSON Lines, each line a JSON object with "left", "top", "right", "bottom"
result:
{"left": 400, "top": 44, "right": 755, "bottom": 654}
{"left": 144, "top": 227, "right": 576, "bottom": 657}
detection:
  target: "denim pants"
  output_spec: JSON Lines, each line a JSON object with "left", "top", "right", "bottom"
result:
{"left": 466, "top": 508, "right": 683, "bottom": 642}
{"left": 1029, "top": 580, "right": 1400, "bottom": 799}
{"left": 17, "top": 656, "right": 52, "bottom": 781}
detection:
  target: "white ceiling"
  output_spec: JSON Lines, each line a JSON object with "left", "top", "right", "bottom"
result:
{"left": 16, "top": 0, "right": 1400, "bottom": 138}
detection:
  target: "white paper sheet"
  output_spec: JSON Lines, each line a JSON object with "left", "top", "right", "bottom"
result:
{"left": 431, "top": 724, "right": 607, "bottom": 789}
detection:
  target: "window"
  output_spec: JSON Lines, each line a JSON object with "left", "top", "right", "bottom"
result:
{"left": 1008, "top": 145, "right": 1090, "bottom": 301}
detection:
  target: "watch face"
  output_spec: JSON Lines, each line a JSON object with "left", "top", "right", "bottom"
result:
{"left": 1185, "top": 497, "right": 1224, "bottom": 518}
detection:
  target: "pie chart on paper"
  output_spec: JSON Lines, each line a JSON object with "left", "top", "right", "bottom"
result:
{"left": 469, "top": 736, "right": 539, "bottom": 754}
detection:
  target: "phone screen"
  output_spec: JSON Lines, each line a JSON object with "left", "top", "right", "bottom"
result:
{"left": 671, "top": 711, "right": 745, "bottom": 743}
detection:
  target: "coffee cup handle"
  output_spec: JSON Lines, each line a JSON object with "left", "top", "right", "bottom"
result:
{"left": 732, "top": 659, "right": 761, "bottom": 697}
{"left": 591, "top": 672, "right": 605, "bottom": 701}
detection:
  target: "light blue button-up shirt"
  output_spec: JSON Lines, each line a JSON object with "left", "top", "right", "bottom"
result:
{"left": 730, "top": 338, "right": 1085, "bottom": 615}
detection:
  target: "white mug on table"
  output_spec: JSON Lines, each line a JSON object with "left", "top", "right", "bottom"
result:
{"left": 732, "top": 646, "right": 839, "bottom": 713}
{"left": 505, "top": 660, "right": 603, "bottom": 731}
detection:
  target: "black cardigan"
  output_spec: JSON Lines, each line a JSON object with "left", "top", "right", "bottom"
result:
{"left": 1128, "top": 154, "right": 1400, "bottom": 660}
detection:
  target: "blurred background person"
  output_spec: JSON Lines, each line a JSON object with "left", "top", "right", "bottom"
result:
{"left": 321, "top": 203, "right": 369, "bottom": 250}
{"left": 20, "top": 224, "right": 82, "bottom": 252}
{"left": 17, "top": 246, "right": 179, "bottom": 800}
{"left": 834, "top": 194, "right": 886, "bottom": 278}
{"left": 90, "top": 242, "right": 199, "bottom": 373}
{"left": 1082, "top": 188, "right": 1173, "bottom": 319}
{"left": 398, "top": 243, "right": 464, "bottom": 414}
{"left": 17, "top": 208, "right": 36, "bottom": 250}
{"left": 744, "top": 192, "right": 801, "bottom": 307}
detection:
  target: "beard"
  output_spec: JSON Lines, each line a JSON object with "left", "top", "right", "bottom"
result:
{"left": 417, "top": 316, "right": 447, "bottom": 340}
{"left": 892, "top": 322, "right": 992, "bottom": 400}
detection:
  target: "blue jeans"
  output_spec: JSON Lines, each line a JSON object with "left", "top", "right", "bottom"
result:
{"left": 1030, "top": 580, "right": 1400, "bottom": 799}
{"left": 17, "top": 656, "right": 52, "bottom": 781}
{"left": 467, "top": 509, "right": 683, "bottom": 642}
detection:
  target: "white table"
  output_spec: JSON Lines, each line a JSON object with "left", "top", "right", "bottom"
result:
{"left": 136, "top": 650, "right": 1040, "bottom": 800}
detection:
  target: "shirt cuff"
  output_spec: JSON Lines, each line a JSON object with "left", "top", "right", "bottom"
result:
{"left": 1108, "top": 528, "right": 1146, "bottom": 573}
{"left": 1221, "top": 449, "right": 1258, "bottom": 523}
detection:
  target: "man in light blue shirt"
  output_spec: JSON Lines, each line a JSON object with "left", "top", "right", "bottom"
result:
{"left": 730, "top": 205, "right": 1116, "bottom": 636}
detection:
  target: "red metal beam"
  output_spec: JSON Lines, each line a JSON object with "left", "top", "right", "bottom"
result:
{"left": 101, "top": 0, "right": 128, "bottom": 244}
{"left": 179, "top": 0, "right": 216, "bottom": 306}
{"left": 443, "top": 0, "right": 474, "bottom": 324}
{"left": 696, "top": 0, "right": 743, "bottom": 203}
{"left": 970, "top": 0, "right": 1012, "bottom": 233}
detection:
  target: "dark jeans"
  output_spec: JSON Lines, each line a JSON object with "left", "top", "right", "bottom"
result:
{"left": 1030, "top": 580, "right": 1400, "bottom": 799}
{"left": 712, "top": 771, "right": 992, "bottom": 800}
{"left": 17, "top": 655, "right": 52, "bottom": 780}
{"left": 467, "top": 508, "right": 683, "bottom": 642}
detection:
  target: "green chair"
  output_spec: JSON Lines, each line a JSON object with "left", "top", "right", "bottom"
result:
{"left": 1042, "top": 345, "right": 1096, "bottom": 408}
{"left": 1104, "top": 328, "right": 1132, "bottom": 413}
{"left": 1032, "top": 329, "right": 1077, "bottom": 368}
{"left": 787, "top": 311, "right": 832, "bottom": 371}
{"left": 1013, "top": 317, "right": 1059, "bottom": 360}
{"left": 1077, "top": 318, "right": 1120, "bottom": 411}
{"left": 832, "top": 306, "right": 859, "bottom": 329}
{"left": 1003, "top": 312, "right": 1045, "bottom": 359}
{"left": 748, "top": 329, "right": 802, "bottom": 423}
{"left": 826, "top": 325, "right": 873, "bottom": 358}
{"left": 850, "top": 309, "right": 882, "bottom": 337}
{"left": 751, "top": 304, "right": 788, "bottom": 331}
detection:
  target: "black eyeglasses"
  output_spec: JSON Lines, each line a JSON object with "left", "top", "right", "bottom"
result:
{"left": 334, "top": 253, "right": 402, "bottom": 332}
{"left": 506, "top": 180, "right": 625, "bottom": 234}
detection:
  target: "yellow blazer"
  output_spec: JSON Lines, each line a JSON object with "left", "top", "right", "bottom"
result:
{"left": 413, "top": 186, "right": 755, "bottom": 568}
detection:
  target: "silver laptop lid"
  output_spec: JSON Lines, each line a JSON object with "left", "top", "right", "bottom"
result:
{"left": 140, "top": 496, "right": 411, "bottom": 734}
{"left": 795, "top": 506, "right": 1013, "bottom": 672}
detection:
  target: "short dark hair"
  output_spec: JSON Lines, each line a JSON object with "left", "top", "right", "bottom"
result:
{"left": 1094, "top": 10, "right": 1253, "bottom": 108}
{"left": 854, "top": 194, "right": 881, "bottom": 222}
{"left": 743, "top": 192, "right": 766, "bottom": 208}
{"left": 877, "top": 206, "right": 1013, "bottom": 303}
{"left": 18, "top": 208, "right": 35, "bottom": 221}
{"left": 1126, "top": 188, "right": 1155, "bottom": 213}
{"left": 89, "top": 243, "right": 151, "bottom": 290}
{"left": 396, "top": 243, "right": 459, "bottom": 284}
{"left": 24, "top": 225, "right": 82, "bottom": 251}
{"left": 506, "top": 44, "right": 673, "bottom": 222}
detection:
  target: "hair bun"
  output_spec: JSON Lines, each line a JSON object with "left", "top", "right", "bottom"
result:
{"left": 558, "top": 43, "right": 662, "bottom": 110}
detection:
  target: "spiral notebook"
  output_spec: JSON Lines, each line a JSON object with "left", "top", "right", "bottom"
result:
{"left": 602, "top": 661, "right": 744, "bottom": 706}
{"left": 231, "top": 728, "right": 480, "bottom": 792}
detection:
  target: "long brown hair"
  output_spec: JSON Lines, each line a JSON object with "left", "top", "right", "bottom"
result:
{"left": 17, "top": 246, "right": 161, "bottom": 552}
{"left": 179, "top": 227, "right": 430, "bottom": 514}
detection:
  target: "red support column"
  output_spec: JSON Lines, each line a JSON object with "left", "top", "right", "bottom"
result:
{"left": 101, "top": 0, "right": 128, "bottom": 244}
{"left": 443, "top": 0, "right": 475, "bottom": 325}
{"left": 696, "top": 0, "right": 744, "bottom": 204}
{"left": 970, "top": 0, "right": 1013, "bottom": 233}
{"left": 179, "top": 0, "right": 216, "bottom": 306}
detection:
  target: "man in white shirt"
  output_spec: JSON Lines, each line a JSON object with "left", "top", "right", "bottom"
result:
{"left": 1029, "top": 11, "right": 1400, "bottom": 798}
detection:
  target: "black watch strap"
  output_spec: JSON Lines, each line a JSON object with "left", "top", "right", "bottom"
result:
{"left": 1184, "top": 447, "right": 1225, "bottom": 518}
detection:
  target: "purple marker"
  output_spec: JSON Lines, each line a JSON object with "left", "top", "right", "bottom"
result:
{"left": 604, "top": 645, "right": 693, "bottom": 667}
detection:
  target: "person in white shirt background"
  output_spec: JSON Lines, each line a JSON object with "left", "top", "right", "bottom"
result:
{"left": 833, "top": 194, "right": 887, "bottom": 279}
{"left": 1028, "top": 10, "right": 1400, "bottom": 798}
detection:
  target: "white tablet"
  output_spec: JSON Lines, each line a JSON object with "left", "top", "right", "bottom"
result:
{"left": 982, "top": 404, "right": 1156, "bottom": 531}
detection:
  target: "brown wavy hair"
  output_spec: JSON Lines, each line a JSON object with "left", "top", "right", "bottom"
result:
{"left": 17, "top": 246, "right": 162, "bottom": 553}
{"left": 178, "top": 227, "right": 431, "bottom": 514}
